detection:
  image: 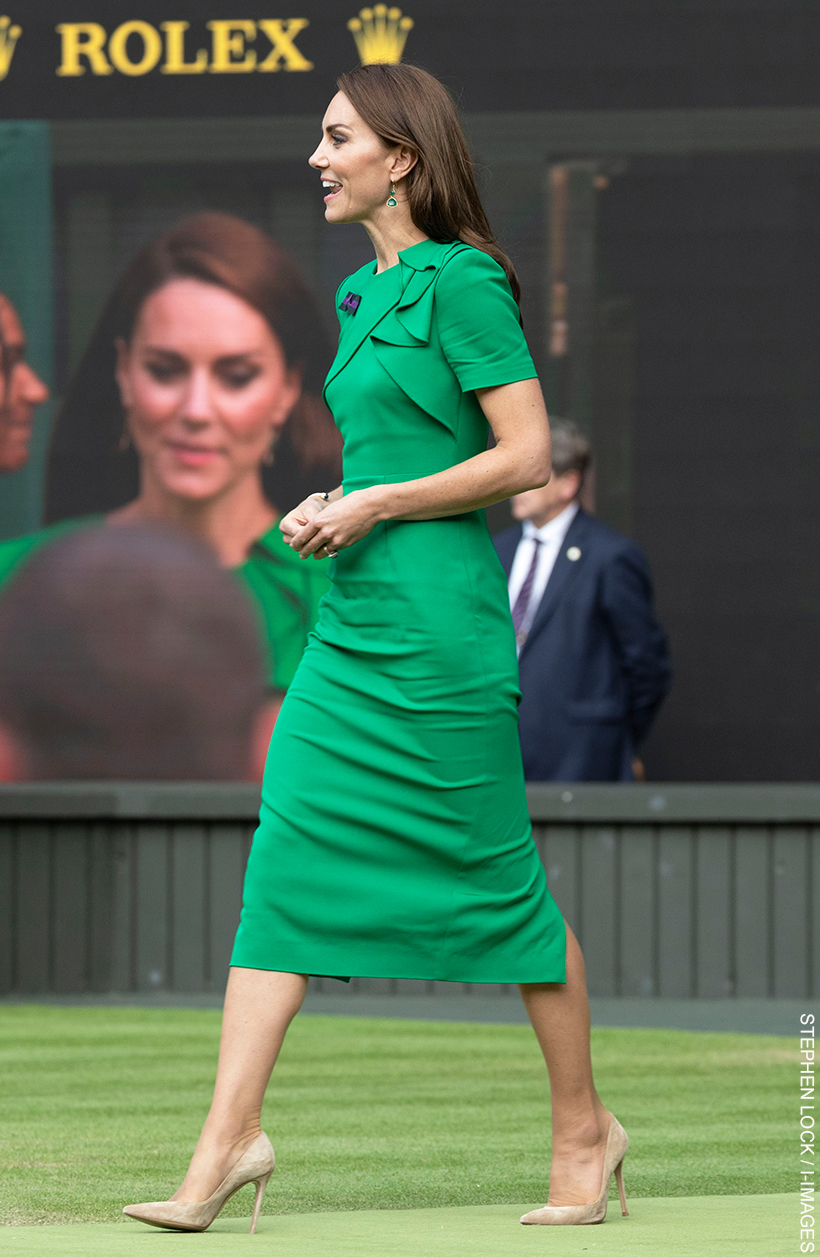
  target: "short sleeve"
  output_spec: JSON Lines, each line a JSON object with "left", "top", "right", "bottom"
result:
{"left": 434, "top": 248, "right": 537, "bottom": 392}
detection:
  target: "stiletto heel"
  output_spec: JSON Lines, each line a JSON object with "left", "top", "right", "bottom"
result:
{"left": 249, "top": 1169, "right": 272, "bottom": 1235}
{"left": 123, "top": 1131, "right": 275, "bottom": 1233}
{"left": 520, "top": 1113, "right": 629, "bottom": 1226}
{"left": 614, "top": 1156, "right": 628, "bottom": 1216}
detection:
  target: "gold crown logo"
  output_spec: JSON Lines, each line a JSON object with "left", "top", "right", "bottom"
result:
{"left": 348, "top": 6, "right": 413, "bottom": 65}
{"left": 0, "top": 15, "right": 21, "bottom": 81}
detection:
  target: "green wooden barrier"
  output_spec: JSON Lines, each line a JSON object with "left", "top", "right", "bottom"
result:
{"left": 1, "top": 783, "right": 818, "bottom": 998}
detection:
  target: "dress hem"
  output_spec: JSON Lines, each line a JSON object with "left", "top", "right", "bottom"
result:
{"left": 229, "top": 960, "right": 567, "bottom": 985}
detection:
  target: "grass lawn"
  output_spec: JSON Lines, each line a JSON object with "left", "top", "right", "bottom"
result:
{"left": 0, "top": 1005, "right": 790, "bottom": 1226}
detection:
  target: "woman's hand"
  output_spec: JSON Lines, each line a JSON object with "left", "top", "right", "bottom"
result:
{"left": 279, "top": 493, "right": 329, "bottom": 545}
{"left": 286, "top": 488, "right": 385, "bottom": 560}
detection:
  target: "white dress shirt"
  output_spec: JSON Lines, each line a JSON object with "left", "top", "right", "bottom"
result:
{"left": 507, "top": 502, "right": 579, "bottom": 649}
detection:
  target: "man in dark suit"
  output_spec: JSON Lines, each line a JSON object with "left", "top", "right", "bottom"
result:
{"left": 494, "top": 419, "right": 672, "bottom": 782}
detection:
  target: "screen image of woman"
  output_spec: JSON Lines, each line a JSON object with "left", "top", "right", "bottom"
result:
{"left": 0, "top": 212, "right": 342, "bottom": 720}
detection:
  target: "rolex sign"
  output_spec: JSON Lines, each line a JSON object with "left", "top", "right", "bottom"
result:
{"left": 53, "top": 20, "right": 316, "bottom": 77}
{"left": 0, "top": 0, "right": 448, "bottom": 118}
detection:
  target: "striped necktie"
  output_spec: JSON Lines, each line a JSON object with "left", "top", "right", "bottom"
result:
{"left": 511, "top": 538, "right": 541, "bottom": 641}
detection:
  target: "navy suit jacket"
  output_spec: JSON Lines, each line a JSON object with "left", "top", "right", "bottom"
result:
{"left": 494, "top": 509, "right": 672, "bottom": 782}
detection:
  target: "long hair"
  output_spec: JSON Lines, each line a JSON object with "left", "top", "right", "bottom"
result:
{"left": 45, "top": 213, "right": 342, "bottom": 523}
{"left": 337, "top": 63, "right": 521, "bottom": 304}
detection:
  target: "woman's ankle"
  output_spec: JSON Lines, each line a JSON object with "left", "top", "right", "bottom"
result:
{"left": 197, "top": 1118, "right": 262, "bottom": 1158}
{"left": 551, "top": 1107, "right": 609, "bottom": 1153}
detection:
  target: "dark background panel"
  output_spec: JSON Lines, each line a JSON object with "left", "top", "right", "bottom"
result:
{"left": 5, "top": 0, "right": 820, "bottom": 782}
{"left": 597, "top": 153, "right": 820, "bottom": 780}
{"left": 3, "top": 1, "right": 820, "bottom": 119}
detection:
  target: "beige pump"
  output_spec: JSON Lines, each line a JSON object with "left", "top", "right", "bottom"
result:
{"left": 520, "top": 1113, "right": 629, "bottom": 1226}
{"left": 123, "top": 1131, "right": 275, "bottom": 1234}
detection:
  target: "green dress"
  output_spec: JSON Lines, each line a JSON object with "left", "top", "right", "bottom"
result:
{"left": 0, "top": 518, "right": 329, "bottom": 691}
{"left": 232, "top": 240, "right": 566, "bottom": 984}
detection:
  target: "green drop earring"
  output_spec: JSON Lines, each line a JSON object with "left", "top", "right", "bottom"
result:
{"left": 386, "top": 182, "right": 397, "bottom": 207}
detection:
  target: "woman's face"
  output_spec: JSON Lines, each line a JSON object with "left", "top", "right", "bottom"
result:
{"left": 308, "top": 91, "right": 408, "bottom": 224}
{"left": 116, "top": 278, "right": 301, "bottom": 504}
{"left": 0, "top": 295, "right": 50, "bottom": 473}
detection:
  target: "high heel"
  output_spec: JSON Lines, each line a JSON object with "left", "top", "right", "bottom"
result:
{"left": 123, "top": 1132, "right": 275, "bottom": 1233}
{"left": 520, "top": 1113, "right": 629, "bottom": 1226}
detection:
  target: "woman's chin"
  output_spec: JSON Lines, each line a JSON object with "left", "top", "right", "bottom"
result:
{"left": 324, "top": 196, "right": 359, "bottom": 225}
{"left": 156, "top": 469, "right": 230, "bottom": 503}
{"left": 0, "top": 429, "right": 32, "bottom": 473}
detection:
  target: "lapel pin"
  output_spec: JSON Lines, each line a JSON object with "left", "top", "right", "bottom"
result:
{"left": 339, "top": 291, "right": 361, "bottom": 315}
{"left": 566, "top": 546, "right": 582, "bottom": 561}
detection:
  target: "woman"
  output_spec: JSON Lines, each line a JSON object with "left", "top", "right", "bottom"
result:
{"left": 0, "top": 213, "right": 340, "bottom": 696}
{"left": 0, "top": 291, "right": 50, "bottom": 474}
{"left": 123, "top": 66, "right": 629, "bottom": 1233}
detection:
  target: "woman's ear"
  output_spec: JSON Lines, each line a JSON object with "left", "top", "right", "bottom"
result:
{"left": 270, "top": 365, "right": 303, "bottom": 434}
{"left": 391, "top": 145, "right": 419, "bottom": 182}
{"left": 114, "top": 336, "right": 133, "bottom": 410}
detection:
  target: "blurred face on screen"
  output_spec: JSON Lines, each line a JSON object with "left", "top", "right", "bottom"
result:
{"left": 309, "top": 91, "right": 411, "bottom": 224}
{"left": 0, "top": 295, "right": 50, "bottom": 473}
{"left": 115, "top": 278, "right": 301, "bottom": 505}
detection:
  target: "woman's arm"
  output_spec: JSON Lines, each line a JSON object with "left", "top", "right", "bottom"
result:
{"left": 389, "top": 378, "right": 551, "bottom": 519}
{"left": 287, "top": 377, "right": 551, "bottom": 559}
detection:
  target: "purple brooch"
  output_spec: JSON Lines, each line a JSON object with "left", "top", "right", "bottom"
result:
{"left": 339, "top": 291, "right": 361, "bottom": 315}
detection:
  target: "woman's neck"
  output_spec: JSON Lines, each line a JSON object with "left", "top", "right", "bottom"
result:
{"left": 110, "top": 474, "right": 278, "bottom": 568}
{"left": 363, "top": 205, "right": 428, "bottom": 273}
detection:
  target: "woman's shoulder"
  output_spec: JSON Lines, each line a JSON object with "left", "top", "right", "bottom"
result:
{"left": 433, "top": 243, "right": 515, "bottom": 310}
{"left": 431, "top": 244, "right": 520, "bottom": 335}
{"left": 437, "top": 242, "right": 508, "bottom": 281}
{"left": 0, "top": 517, "right": 98, "bottom": 589}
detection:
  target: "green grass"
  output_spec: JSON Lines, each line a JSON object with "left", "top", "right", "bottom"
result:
{"left": 0, "top": 1005, "right": 790, "bottom": 1226}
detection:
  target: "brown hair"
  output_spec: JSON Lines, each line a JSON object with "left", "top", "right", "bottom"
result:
{"left": 337, "top": 63, "right": 521, "bottom": 303}
{"left": 45, "top": 213, "right": 342, "bottom": 523}
{"left": 0, "top": 524, "right": 265, "bottom": 779}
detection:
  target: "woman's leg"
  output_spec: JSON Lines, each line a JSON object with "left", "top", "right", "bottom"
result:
{"left": 171, "top": 967, "right": 308, "bottom": 1202}
{"left": 519, "top": 922, "right": 611, "bottom": 1206}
